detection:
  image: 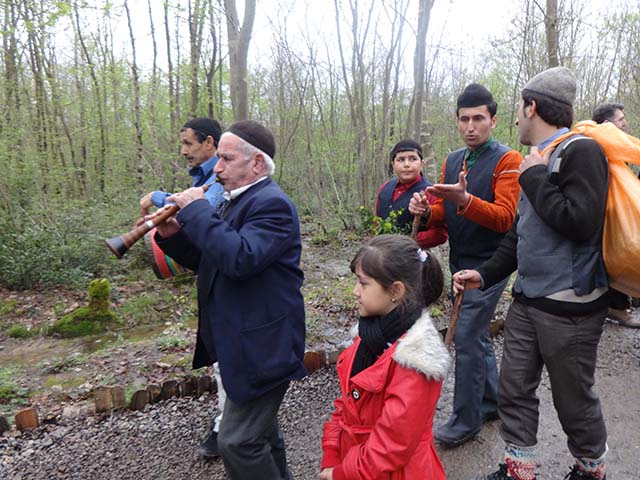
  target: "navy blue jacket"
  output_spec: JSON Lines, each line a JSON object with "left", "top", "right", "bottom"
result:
{"left": 156, "top": 178, "right": 307, "bottom": 404}
{"left": 376, "top": 177, "right": 430, "bottom": 234}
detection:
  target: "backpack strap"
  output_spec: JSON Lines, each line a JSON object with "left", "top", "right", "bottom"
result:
{"left": 548, "top": 134, "right": 587, "bottom": 174}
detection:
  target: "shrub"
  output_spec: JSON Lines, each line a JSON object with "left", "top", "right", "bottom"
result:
{"left": 157, "top": 335, "right": 189, "bottom": 351}
{"left": 0, "top": 199, "right": 136, "bottom": 289}
{"left": 0, "top": 299, "right": 18, "bottom": 315}
{"left": 6, "top": 325, "right": 34, "bottom": 339}
{"left": 0, "top": 367, "right": 28, "bottom": 403}
{"left": 358, "top": 205, "right": 409, "bottom": 236}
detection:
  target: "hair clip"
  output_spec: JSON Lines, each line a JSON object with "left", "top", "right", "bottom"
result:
{"left": 417, "top": 248, "right": 428, "bottom": 263}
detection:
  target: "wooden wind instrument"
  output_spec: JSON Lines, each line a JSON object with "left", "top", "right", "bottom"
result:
{"left": 444, "top": 288, "right": 464, "bottom": 349}
{"left": 105, "top": 183, "right": 211, "bottom": 259}
{"left": 410, "top": 191, "right": 429, "bottom": 240}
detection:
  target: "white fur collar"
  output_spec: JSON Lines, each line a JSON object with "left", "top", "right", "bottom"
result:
{"left": 393, "top": 310, "right": 451, "bottom": 380}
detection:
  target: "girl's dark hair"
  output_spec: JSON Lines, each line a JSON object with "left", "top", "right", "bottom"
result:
{"left": 350, "top": 234, "right": 444, "bottom": 317}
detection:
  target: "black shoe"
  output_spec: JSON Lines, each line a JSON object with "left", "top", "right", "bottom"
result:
{"left": 198, "top": 430, "right": 220, "bottom": 459}
{"left": 470, "top": 463, "right": 516, "bottom": 480}
{"left": 564, "top": 465, "right": 606, "bottom": 480}
{"left": 434, "top": 426, "right": 480, "bottom": 448}
{"left": 481, "top": 410, "right": 500, "bottom": 424}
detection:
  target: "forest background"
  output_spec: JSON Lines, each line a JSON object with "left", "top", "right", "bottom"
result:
{"left": 0, "top": 0, "right": 639, "bottom": 289}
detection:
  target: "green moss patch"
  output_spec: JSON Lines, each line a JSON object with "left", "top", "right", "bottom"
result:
{"left": 49, "top": 306, "right": 120, "bottom": 337}
{"left": 49, "top": 278, "right": 121, "bottom": 338}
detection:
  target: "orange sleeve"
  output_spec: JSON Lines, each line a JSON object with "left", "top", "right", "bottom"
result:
{"left": 457, "top": 150, "right": 522, "bottom": 233}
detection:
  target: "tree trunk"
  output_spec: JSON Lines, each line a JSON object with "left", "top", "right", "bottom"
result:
{"left": 73, "top": 2, "right": 107, "bottom": 195}
{"left": 147, "top": 0, "right": 159, "bottom": 148}
{"left": 188, "top": 0, "right": 205, "bottom": 118}
{"left": 413, "top": 0, "right": 434, "bottom": 141}
{"left": 545, "top": 0, "right": 559, "bottom": 67}
{"left": 124, "top": 0, "right": 145, "bottom": 188}
{"left": 205, "top": 1, "right": 219, "bottom": 119}
{"left": 164, "top": 0, "right": 179, "bottom": 193}
{"left": 225, "top": 0, "right": 256, "bottom": 121}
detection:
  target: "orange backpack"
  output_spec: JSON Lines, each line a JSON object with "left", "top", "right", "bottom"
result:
{"left": 544, "top": 121, "right": 640, "bottom": 297}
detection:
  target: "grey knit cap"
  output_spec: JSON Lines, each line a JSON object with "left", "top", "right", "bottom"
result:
{"left": 523, "top": 66, "right": 576, "bottom": 106}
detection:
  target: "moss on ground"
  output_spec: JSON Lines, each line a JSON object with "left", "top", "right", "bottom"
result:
{"left": 49, "top": 278, "right": 121, "bottom": 338}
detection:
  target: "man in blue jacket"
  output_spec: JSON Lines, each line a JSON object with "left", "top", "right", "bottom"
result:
{"left": 139, "top": 116, "right": 228, "bottom": 458}
{"left": 154, "top": 120, "right": 306, "bottom": 480}
{"left": 139, "top": 117, "right": 225, "bottom": 214}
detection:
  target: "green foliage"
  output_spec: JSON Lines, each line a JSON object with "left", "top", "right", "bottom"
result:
{"left": 1, "top": 299, "right": 18, "bottom": 316}
{"left": 174, "top": 290, "right": 198, "bottom": 313}
{"left": 157, "top": 335, "right": 189, "bottom": 351}
{"left": 0, "top": 201, "right": 132, "bottom": 289}
{"left": 6, "top": 325, "right": 35, "bottom": 339}
{"left": 117, "top": 294, "right": 161, "bottom": 326}
{"left": 310, "top": 227, "right": 341, "bottom": 246}
{"left": 358, "top": 206, "right": 409, "bottom": 236}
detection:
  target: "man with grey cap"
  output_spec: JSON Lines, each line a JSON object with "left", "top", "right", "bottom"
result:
{"left": 456, "top": 67, "right": 609, "bottom": 480}
{"left": 153, "top": 120, "right": 306, "bottom": 479}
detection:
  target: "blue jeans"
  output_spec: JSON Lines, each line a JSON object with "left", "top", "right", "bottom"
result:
{"left": 436, "top": 272, "right": 508, "bottom": 440}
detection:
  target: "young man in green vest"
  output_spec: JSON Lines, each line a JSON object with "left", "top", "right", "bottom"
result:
{"left": 409, "top": 84, "right": 522, "bottom": 448}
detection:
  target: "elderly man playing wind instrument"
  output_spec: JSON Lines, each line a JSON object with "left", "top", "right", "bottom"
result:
{"left": 152, "top": 120, "right": 306, "bottom": 480}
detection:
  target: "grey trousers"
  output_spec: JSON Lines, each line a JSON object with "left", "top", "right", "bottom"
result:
{"left": 499, "top": 300, "right": 608, "bottom": 459}
{"left": 218, "top": 381, "right": 292, "bottom": 480}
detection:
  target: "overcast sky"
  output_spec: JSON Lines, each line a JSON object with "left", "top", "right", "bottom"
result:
{"left": 103, "top": 0, "right": 628, "bottom": 76}
{"left": 250, "top": 0, "right": 521, "bottom": 67}
{"left": 113, "top": 0, "right": 521, "bottom": 72}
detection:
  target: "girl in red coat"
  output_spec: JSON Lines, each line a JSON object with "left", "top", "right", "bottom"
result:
{"left": 321, "top": 234, "right": 451, "bottom": 480}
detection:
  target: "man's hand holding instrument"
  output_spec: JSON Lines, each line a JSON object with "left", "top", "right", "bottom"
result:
{"left": 105, "top": 183, "right": 212, "bottom": 259}
{"left": 410, "top": 190, "right": 430, "bottom": 240}
{"left": 445, "top": 269, "right": 483, "bottom": 349}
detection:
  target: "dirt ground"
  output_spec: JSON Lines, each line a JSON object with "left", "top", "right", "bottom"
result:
{"left": 1, "top": 235, "right": 639, "bottom": 479}
{"left": 435, "top": 317, "right": 640, "bottom": 479}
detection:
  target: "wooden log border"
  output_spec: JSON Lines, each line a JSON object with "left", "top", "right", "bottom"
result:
{"left": 0, "top": 319, "right": 506, "bottom": 433}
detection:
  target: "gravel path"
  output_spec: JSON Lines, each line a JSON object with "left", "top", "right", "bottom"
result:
{"left": 2, "top": 320, "right": 638, "bottom": 480}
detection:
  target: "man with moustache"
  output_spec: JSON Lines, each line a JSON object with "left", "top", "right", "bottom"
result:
{"left": 153, "top": 120, "right": 306, "bottom": 479}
